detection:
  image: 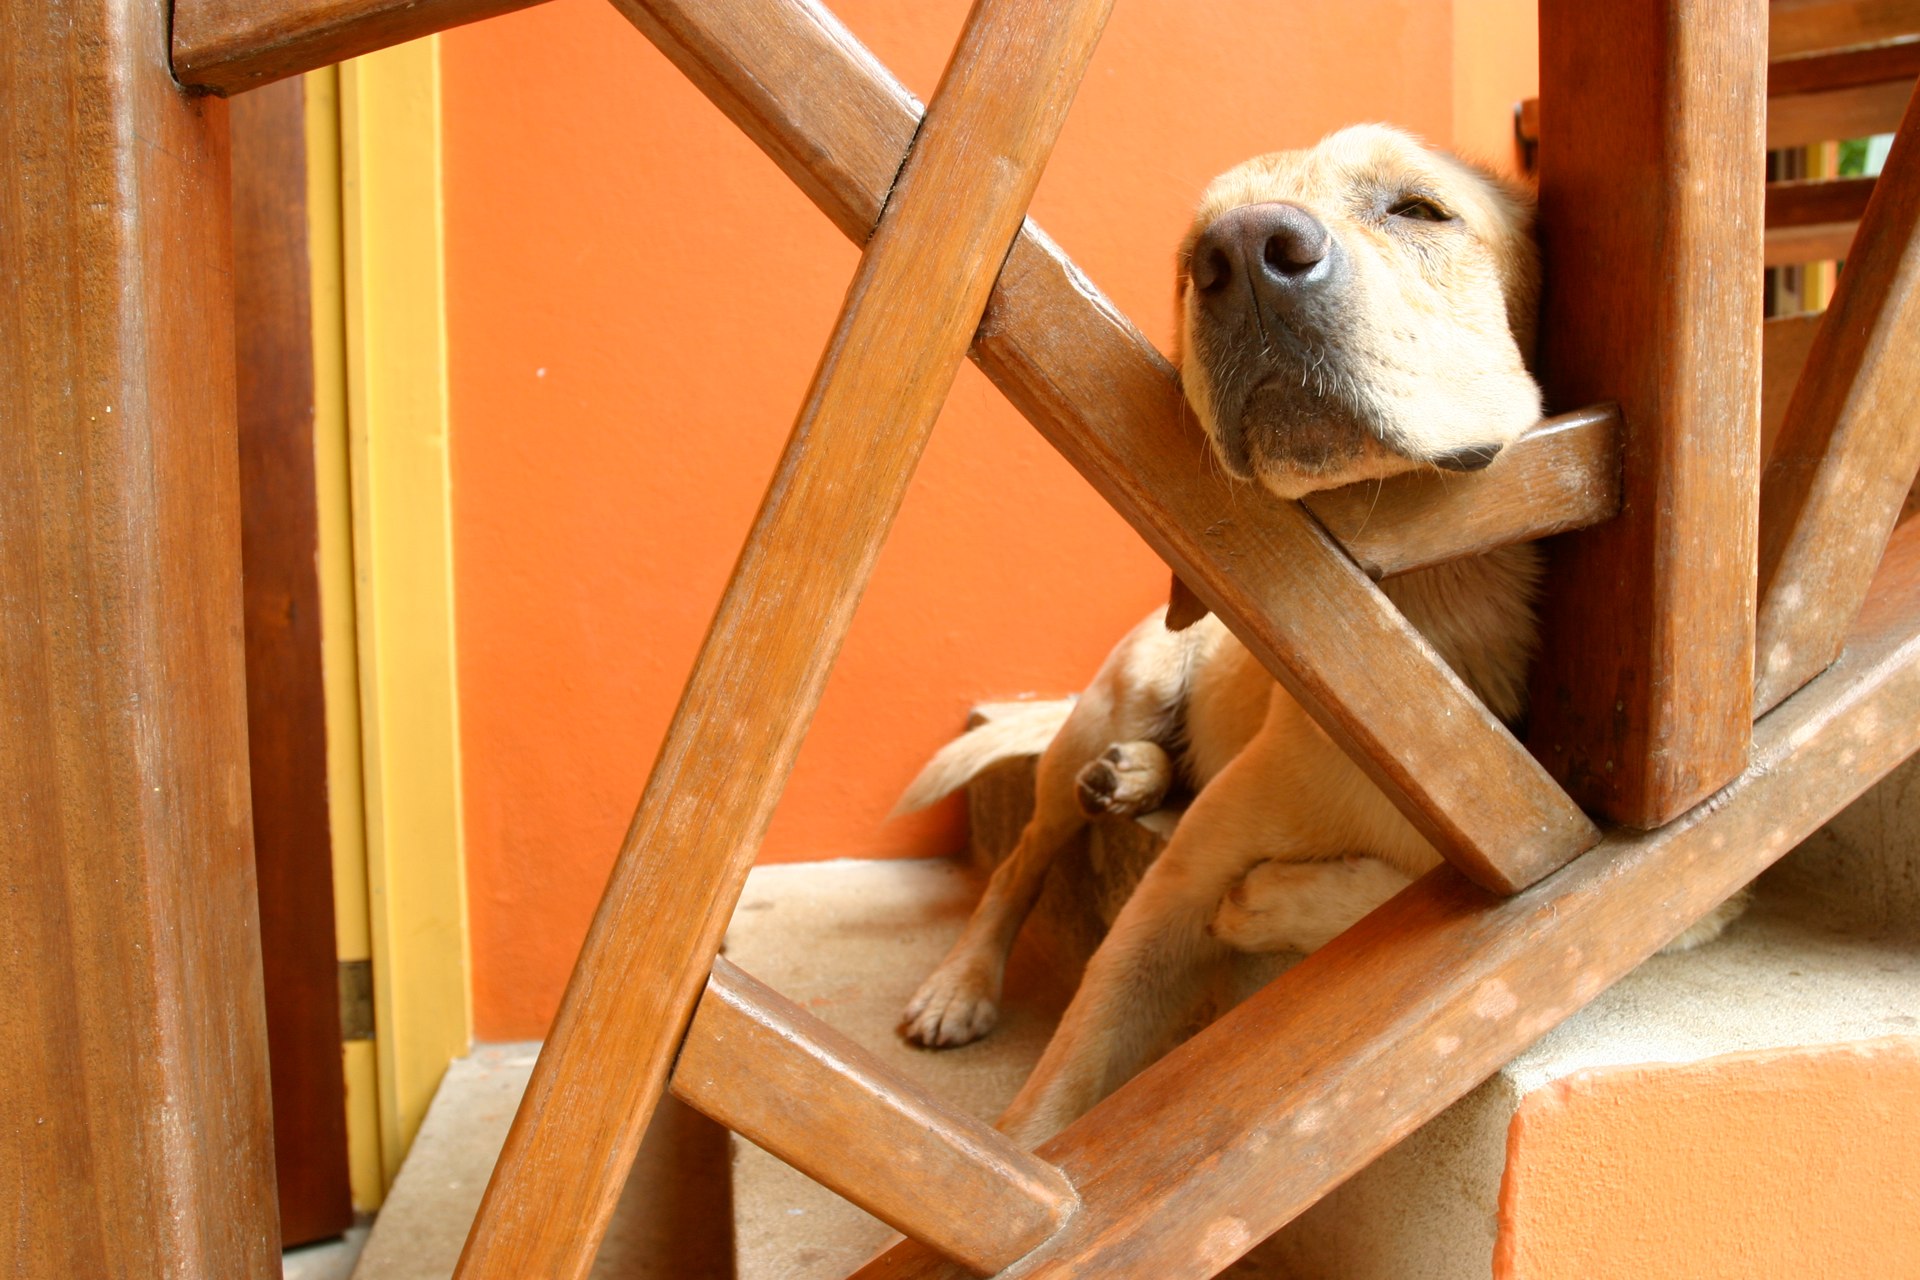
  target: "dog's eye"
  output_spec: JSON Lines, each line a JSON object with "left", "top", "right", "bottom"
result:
{"left": 1387, "top": 196, "right": 1452, "bottom": 222}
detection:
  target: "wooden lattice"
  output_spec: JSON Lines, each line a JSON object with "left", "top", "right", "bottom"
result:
{"left": 11, "top": 0, "right": 1920, "bottom": 1276}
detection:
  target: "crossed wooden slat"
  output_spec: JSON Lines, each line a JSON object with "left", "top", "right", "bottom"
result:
{"left": 149, "top": 1, "right": 1920, "bottom": 1277}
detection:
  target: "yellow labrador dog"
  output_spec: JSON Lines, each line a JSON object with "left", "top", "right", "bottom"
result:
{"left": 895, "top": 124, "right": 1741, "bottom": 1146}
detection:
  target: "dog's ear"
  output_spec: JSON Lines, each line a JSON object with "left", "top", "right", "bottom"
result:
{"left": 1167, "top": 572, "right": 1210, "bottom": 631}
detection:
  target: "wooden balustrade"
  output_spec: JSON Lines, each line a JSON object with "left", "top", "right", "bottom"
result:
{"left": 10, "top": 1, "right": 1911, "bottom": 1276}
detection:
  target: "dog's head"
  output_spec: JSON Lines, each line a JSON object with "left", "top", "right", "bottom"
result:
{"left": 1177, "top": 124, "right": 1541, "bottom": 498}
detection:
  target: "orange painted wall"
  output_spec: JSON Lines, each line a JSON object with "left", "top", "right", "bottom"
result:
{"left": 1496, "top": 1039, "right": 1920, "bottom": 1278}
{"left": 442, "top": 0, "right": 1536, "bottom": 1037}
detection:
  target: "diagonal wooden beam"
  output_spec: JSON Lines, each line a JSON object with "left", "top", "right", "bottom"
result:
{"left": 672, "top": 960, "right": 1077, "bottom": 1273}
{"left": 615, "top": 0, "right": 1599, "bottom": 895}
{"left": 849, "top": 513, "right": 1920, "bottom": 1280}
{"left": 173, "top": 0, "right": 552, "bottom": 94}
{"left": 451, "top": 3, "right": 1114, "bottom": 1276}
{"left": 1756, "top": 85, "right": 1920, "bottom": 714}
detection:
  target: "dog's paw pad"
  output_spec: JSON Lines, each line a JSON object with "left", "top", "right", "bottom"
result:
{"left": 899, "top": 967, "right": 999, "bottom": 1048}
{"left": 1073, "top": 741, "right": 1172, "bottom": 819}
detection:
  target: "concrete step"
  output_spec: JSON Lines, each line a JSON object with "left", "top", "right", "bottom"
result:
{"left": 352, "top": 737, "right": 1920, "bottom": 1278}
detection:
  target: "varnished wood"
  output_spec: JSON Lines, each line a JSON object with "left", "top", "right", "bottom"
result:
{"left": 172, "top": 0, "right": 549, "bottom": 94}
{"left": 1756, "top": 86, "right": 1920, "bottom": 713}
{"left": 1769, "top": 37, "right": 1920, "bottom": 148}
{"left": 1771, "top": 0, "right": 1920, "bottom": 59}
{"left": 1764, "top": 312, "right": 1828, "bottom": 459}
{"left": 0, "top": 0, "right": 279, "bottom": 1274}
{"left": 455, "top": 4, "right": 1113, "bottom": 1276}
{"left": 672, "top": 960, "right": 1076, "bottom": 1272}
{"left": 1767, "top": 218, "right": 1870, "bottom": 263}
{"left": 1764, "top": 175, "right": 1874, "bottom": 264}
{"left": 1770, "top": 34, "right": 1920, "bottom": 94}
{"left": 1528, "top": 0, "right": 1766, "bottom": 828}
{"left": 1770, "top": 76, "right": 1916, "bottom": 146}
{"left": 1168, "top": 406, "right": 1621, "bottom": 627}
{"left": 1303, "top": 406, "right": 1622, "bottom": 581}
{"left": 617, "top": 0, "right": 1599, "bottom": 895}
{"left": 851, "top": 517, "right": 1920, "bottom": 1280}
{"left": 1520, "top": 37, "right": 1920, "bottom": 154}
{"left": 231, "top": 76, "right": 354, "bottom": 1248}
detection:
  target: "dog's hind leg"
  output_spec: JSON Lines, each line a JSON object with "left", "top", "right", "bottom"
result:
{"left": 1207, "top": 856, "right": 1414, "bottom": 954}
{"left": 900, "top": 772, "right": 1086, "bottom": 1047}
{"left": 902, "top": 618, "right": 1197, "bottom": 1049}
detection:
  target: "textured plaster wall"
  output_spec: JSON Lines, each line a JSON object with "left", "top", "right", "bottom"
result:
{"left": 1496, "top": 1040, "right": 1920, "bottom": 1279}
{"left": 441, "top": 0, "right": 1531, "bottom": 1035}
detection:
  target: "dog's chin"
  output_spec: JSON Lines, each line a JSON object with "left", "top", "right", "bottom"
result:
{"left": 1216, "top": 385, "right": 1426, "bottom": 499}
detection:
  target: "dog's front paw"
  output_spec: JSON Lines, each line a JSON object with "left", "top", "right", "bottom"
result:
{"left": 1074, "top": 740, "right": 1173, "bottom": 819}
{"left": 900, "top": 959, "right": 1000, "bottom": 1048}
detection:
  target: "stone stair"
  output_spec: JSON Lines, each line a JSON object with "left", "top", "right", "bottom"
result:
{"left": 352, "top": 711, "right": 1920, "bottom": 1279}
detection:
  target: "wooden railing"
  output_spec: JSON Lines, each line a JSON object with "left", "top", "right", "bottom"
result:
{"left": 9, "top": 0, "right": 1919, "bottom": 1277}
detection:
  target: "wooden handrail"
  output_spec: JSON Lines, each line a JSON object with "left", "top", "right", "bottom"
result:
{"left": 615, "top": 0, "right": 1599, "bottom": 896}
{"left": 1771, "top": 1, "right": 1920, "bottom": 60}
{"left": 1305, "top": 405, "right": 1621, "bottom": 580}
{"left": 850, "top": 515, "right": 1920, "bottom": 1280}
{"left": 1767, "top": 175, "right": 1876, "bottom": 228}
{"left": 1756, "top": 85, "right": 1920, "bottom": 713}
{"left": 1764, "top": 175, "right": 1876, "bottom": 265}
{"left": 1517, "top": 37, "right": 1920, "bottom": 155}
{"left": 673, "top": 960, "right": 1076, "bottom": 1272}
{"left": 172, "top": 0, "right": 550, "bottom": 94}
{"left": 1771, "top": 36, "right": 1920, "bottom": 96}
{"left": 452, "top": 2, "right": 1114, "bottom": 1275}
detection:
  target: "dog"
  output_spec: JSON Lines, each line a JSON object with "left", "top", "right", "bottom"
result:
{"left": 891, "top": 124, "right": 1747, "bottom": 1147}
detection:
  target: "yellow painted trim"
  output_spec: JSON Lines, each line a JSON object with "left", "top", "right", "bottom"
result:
{"left": 305, "top": 64, "right": 386, "bottom": 1213}
{"left": 339, "top": 37, "right": 473, "bottom": 1187}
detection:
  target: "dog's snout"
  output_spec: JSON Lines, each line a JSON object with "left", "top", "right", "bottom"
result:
{"left": 1189, "top": 202, "right": 1332, "bottom": 304}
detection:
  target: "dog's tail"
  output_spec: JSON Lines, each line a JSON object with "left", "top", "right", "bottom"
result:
{"left": 892, "top": 698, "right": 1075, "bottom": 817}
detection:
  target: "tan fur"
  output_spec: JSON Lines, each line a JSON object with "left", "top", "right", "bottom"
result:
{"left": 894, "top": 126, "right": 1742, "bottom": 1141}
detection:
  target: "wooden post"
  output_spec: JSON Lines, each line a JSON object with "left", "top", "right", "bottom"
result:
{"left": 1529, "top": 0, "right": 1768, "bottom": 827}
{"left": 232, "top": 76, "right": 356, "bottom": 1246}
{"left": 0, "top": 0, "right": 279, "bottom": 1275}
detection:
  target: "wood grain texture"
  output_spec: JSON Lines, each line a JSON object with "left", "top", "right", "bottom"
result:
{"left": 1528, "top": 0, "right": 1766, "bottom": 828}
{"left": 1302, "top": 406, "right": 1622, "bottom": 580}
{"left": 1764, "top": 175, "right": 1875, "bottom": 264}
{"left": 850, "top": 515, "right": 1920, "bottom": 1280}
{"left": 617, "top": 0, "right": 1599, "bottom": 895}
{"left": 1768, "top": 175, "right": 1876, "bottom": 228}
{"left": 1770, "top": 76, "right": 1916, "bottom": 146}
{"left": 1770, "top": 34, "right": 1920, "bottom": 94}
{"left": 1767, "top": 218, "right": 1869, "bottom": 263}
{"left": 1764, "top": 312, "right": 1828, "bottom": 459}
{"left": 1771, "top": 0, "right": 1920, "bottom": 59}
{"left": 673, "top": 960, "right": 1076, "bottom": 1272}
{"left": 0, "top": 0, "right": 279, "bottom": 1275}
{"left": 454, "top": 3, "right": 1113, "bottom": 1276}
{"left": 231, "top": 75, "right": 354, "bottom": 1248}
{"left": 172, "top": 0, "right": 549, "bottom": 94}
{"left": 1756, "top": 85, "right": 1920, "bottom": 713}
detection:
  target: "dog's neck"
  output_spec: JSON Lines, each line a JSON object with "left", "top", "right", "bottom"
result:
{"left": 1379, "top": 543, "right": 1541, "bottom": 725}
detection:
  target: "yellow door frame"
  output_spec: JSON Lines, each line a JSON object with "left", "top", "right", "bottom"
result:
{"left": 307, "top": 37, "right": 473, "bottom": 1207}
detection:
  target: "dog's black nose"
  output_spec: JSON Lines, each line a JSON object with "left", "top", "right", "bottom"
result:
{"left": 1189, "top": 202, "right": 1332, "bottom": 304}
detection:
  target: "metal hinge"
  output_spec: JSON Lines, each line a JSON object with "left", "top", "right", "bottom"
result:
{"left": 338, "top": 959, "right": 375, "bottom": 1042}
